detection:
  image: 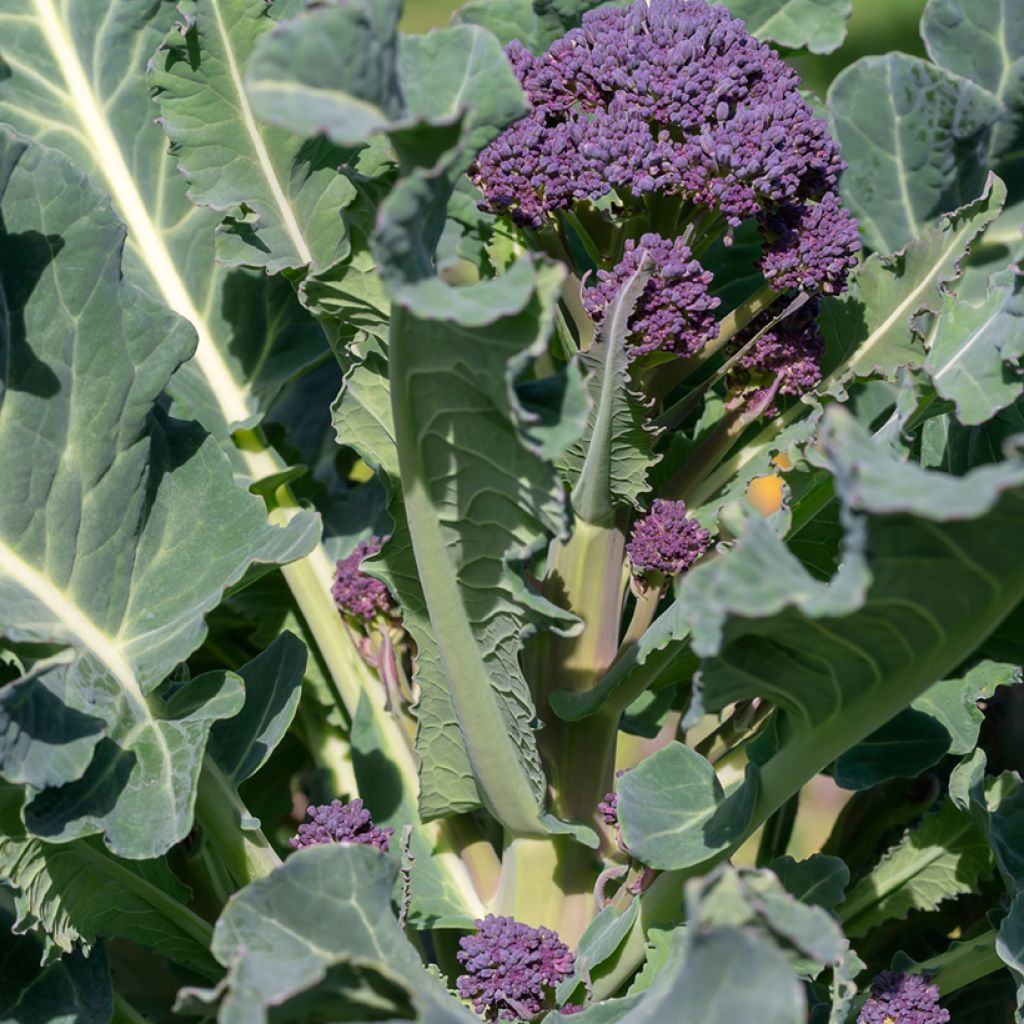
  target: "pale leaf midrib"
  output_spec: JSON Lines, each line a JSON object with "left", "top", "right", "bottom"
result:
{"left": 0, "top": 538, "right": 145, "bottom": 713}
{"left": 31, "top": 0, "right": 250, "bottom": 428}
{"left": 208, "top": 0, "right": 312, "bottom": 266}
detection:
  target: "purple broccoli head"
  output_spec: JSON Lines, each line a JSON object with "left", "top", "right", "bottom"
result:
{"left": 289, "top": 798, "right": 394, "bottom": 852}
{"left": 456, "top": 915, "right": 575, "bottom": 1021}
{"left": 727, "top": 297, "right": 825, "bottom": 416}
{"left": 856, "top": 971, "right": 950, "bottom": 1024}
{"left": 626, "top": 499, "right": 711, "bottom": 577}
{"left": 584, "top": 233, "right": 720, "bottom": 357}
{"left": 472, "top": 0, "right": 847, "bottom": 236}
{"left": 332, "top": 536, "right": 393, "bottom": 623}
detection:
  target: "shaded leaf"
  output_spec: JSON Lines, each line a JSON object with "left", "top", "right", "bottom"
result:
{"left": 453, "top": 0, "right": 626, "bottom": 52}
{"left": 770, "top": 854, "right": 850, "bottom": 910}
{"left": 0, "top": 907, "right": 112, "bottom": 1024}
{"left": 841, "top": 799, "right": 994, "bottom": 938}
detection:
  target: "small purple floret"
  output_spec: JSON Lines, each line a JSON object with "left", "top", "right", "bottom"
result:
{"left": 759, "top": 192, "right": 860, "bottom": 295}
{"left": 584, "top": 233, "right": 720, "bottom": 357}
{"left": 727, "top": 298, "right": 825, "bottom": 415}
{"left": 332, "top": 536, "right": 392, "bottom": 623}
{"left": 856, "top": 971, "right": 950, "bottom": 1024}
{"left": 289, "top": 798, "right": 394, "bottom": 852}
{"left": 456, "top": 915, "right": 575, "bottom": 1021}
{"left": 626, "top": 499, "right": 711, "bottom": 577}
{"left": 597, "top": 791, "right": 619, "bottom": 828}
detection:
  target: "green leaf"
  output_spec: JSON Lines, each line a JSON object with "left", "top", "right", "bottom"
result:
{"left": 840, "top": 799, "right": 994, "bottom": 938}
{"left": 0, "top": 784, "right": 216, "bottom": 974}
{"left": 452, "top": 0, "right": 624, "bottom": 52}
{"left": 922, "top": 0, "right": 1024, "bottom": 168}
{"left": 769, "top": 855, "right": 850, "bottom": 910}
{"left": 207, "top": 632, "right": 307, "bottom": 786}
{"left": 561, "top": 254, "right": 660, "bottom": 525}
{"left": 0, "top": 129, "right": 317, "bottom": 857}
{"left": 246, "top": 0, "right": 526, "bottom": 160}
{"left": 997, "top": 892, "right": 1024, "bottom": 1017}
{"left": 833, "top": 709, "right": 952, "bottom": 789}
{"left": 332, "top": 344, "right": 480, "bottom": 818}
{"left": 0, "top": 906, "right": 112, "bottom": 1024}
{"left": 0, "top": 0, "right": 327, "bottom": 440}
{"left": 149, "top": 0, "right": 357, "bottom": 275}
{"left": 819, "top": 174, "right": 1007, "bottom": 393}
{"left": 557, "top": 902, "right": 641, "bottom": 1003}
{"left": 617, "top": 743, "right": 758, "bottom": 870}
{"left": 924, "top": 264, "right": 1024, "bottom": 426}
{"left": 828, "top": 54, "right": 1003, "bottom": 253}
{"left": 613, "top": 925, "right": 805, "bottom": 1024}
{"left": 719, "top": 0, "right": 851, "bottom": 54}
{"left": 188, "top": 844, "right": 474, "bottom": 1023}
{"left": 387, "top": 259, "right": 586, "bottom": 833}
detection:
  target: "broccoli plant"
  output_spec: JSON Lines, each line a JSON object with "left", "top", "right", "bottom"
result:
{"left": 1, "top": 0, "right": 1023, "bottom": 1021}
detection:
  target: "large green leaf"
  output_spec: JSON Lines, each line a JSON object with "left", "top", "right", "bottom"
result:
{"left": 819, "top": 174, "right": 1006, "bottom": 393}
{"left": 720, "top": 0, "right": 851, "bottom": 54}
{"left": 149, "top": 0, "right": 356, "bottom": 275}
{"left": 181, "top": 844, "right": 473, "bottom": 1024}
{"left": 924, "top": 264, "right": 1024, "bottom": 425}
{"left": 0, "top": 0, "right": 327, "bottom": 440}
{"left": 246, "top": 0, "right": 526, "bottom": 162}
{"left": 0, "top": 906, "right": 112, "bottom": 1024}
{"left": 452, "top": 0, "right": 625, "bottom": 51}
{"left": 0, "top": 128, "right": 317, "bottom": 857}
{"left": 0, "top": 783, "right": 216, "bottom": 974}
{"left": 828, "top": 54, "right": 1003, "bottom": 253}
{"left": 561, "top": 256, "right": 660, "bottom": 525}
{"left": 769, "top": 854, "right": 849, "bottom": 910}
{"left": 840, "top": 799, "right": 994, "bottom": 938}
{"left": 388, "top": 259, "right": 586, "bottom": 834}
{"left": 997, "top": 892, "right": 1024, "bottom": 1018}
{"left": 922, "top": 0, "right": 1024, "bottom": 169}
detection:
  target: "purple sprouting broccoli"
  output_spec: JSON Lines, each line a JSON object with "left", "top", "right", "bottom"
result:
{"left": 726, "top": 298, "right": 825, "bottom": 416}
{"left": 584, "top": 233, "right": 720, "bottom": 358}
{"left": 456, "top": 915, "right": 575, "bottom": 1021}
{"left": 626, "top": 499, "right": 711, "bottom": 577}
{"left": 289, "top": 798, "right": 394, "bottom": 852}
{"left": 332, "top": 536, "right": 393, "bottom": 623}
{"left": 856, "top": 971, "right": 950, "bottom": 1024}
{"left": 759, "top": 193, "right": 861, "bottom": 295}
{"left": 472, "top": 0, "right": 850, "bottom": 237}
{"left": 597, "top": 790, "right": 619, "bottom": 829}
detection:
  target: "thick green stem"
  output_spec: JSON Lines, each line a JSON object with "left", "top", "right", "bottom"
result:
{"left": 194, "top": 759, "right": 281, "bottom": 890}
{"left": 112, "top": 992, "right": 149, "bottom": 1024}
{"left": 496, "top": 835, "right": 599, "bottom": 947}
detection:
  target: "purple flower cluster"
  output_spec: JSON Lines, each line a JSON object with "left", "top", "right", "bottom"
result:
{"left": 456, "top": 915, "right": 575, "bottom": 1021}
{"left": 856, "top": 972, "right": 950, "bottom": 1024}
{"left": 727, "top": 298, "right": 825, "bottom": 415}
{"left": 597, "top": 791, "right": 619, "bottom": 829}
{"left": 289, "top": 798, "right": 394, "bottom": 852}
{"left": 332, "top": 536, "right": 392, "bottom": 623}
{"left": 472, "top": 0, "right": 854, "bottom": 268}
{"left": 759, "top": 193, "right": 861, "bottom": 295}
{"left": 626, "top": 499, "right": 711, "bottom": 577}
{"left": 583, "top": 233, "right": 720, "bottom": 357}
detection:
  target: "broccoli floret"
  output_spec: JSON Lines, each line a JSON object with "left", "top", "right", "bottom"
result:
{"left": 331, "top": 536, "right": 393, "bottom": 623}
{"left": 289, "top": 798, "right": 394, "bottom": 852}
{"left": 626, "top": 499, "right": 711, "bottom": 577}
{"left": 856, "top": 971, "right": 951, "bottom": 1024}
{"left": 456, "top": 915, "right": 575, "bottom": 1021}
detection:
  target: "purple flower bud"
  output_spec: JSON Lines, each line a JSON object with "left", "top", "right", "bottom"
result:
{"left": 726, "top": 297, "right": 825, "bottom": 416}
{"left": 289, "top": 798, "right": 394, "bottom": 852}
{"left": 332, "top": 536, "right": 393, "bottom": 623}
{"left": 456, "top": 915, "right": 575, "bottom": 1021}
{"left": 626, "top": 499, "right": 711, "bottom": 577}
{"left": 759, "top": 192, "right": 861, "bottom": 295}
{"left": 856, "top": 971, "right": 950, "bottom": 1024}
{"left": 584, "top": 233, "right": 720, "bottom": 357}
